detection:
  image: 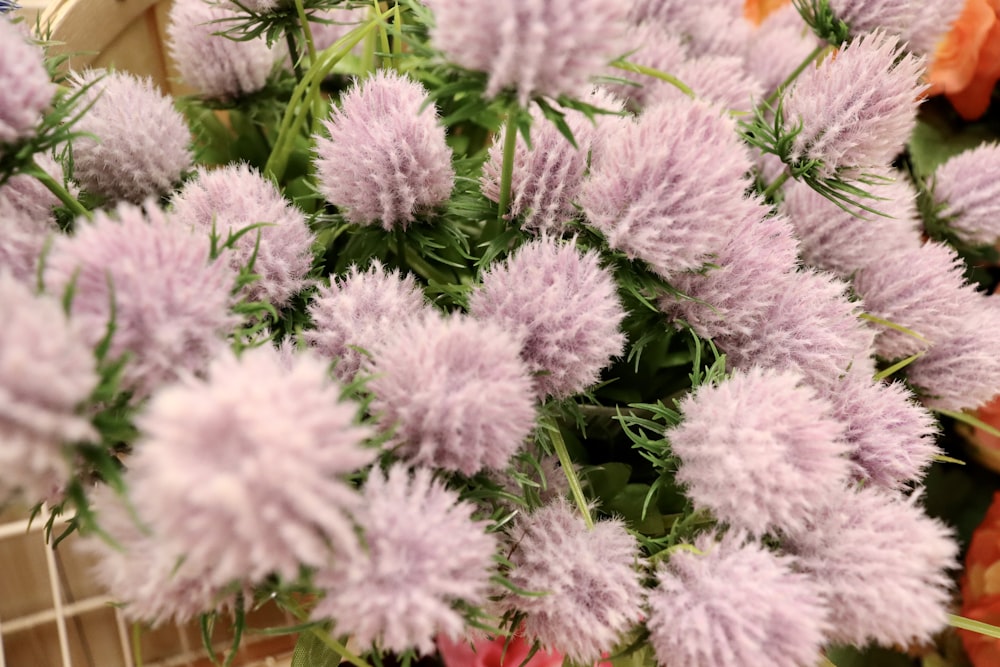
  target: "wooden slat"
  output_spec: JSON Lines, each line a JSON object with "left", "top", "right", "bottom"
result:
{"left": 38, "top": 0, "right": 161, "bottom": 71}
{"left": 91, "top": 6, "right": 169, "bottom": 90}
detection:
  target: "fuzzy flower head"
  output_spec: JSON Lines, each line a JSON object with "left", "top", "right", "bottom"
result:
{"left": 43, "top": 203, "right": 238, "bottom": 399}
{"left": 303, "top": 260, "right": 430, "bottom": 381}
{"left": 629, "top": 0, "right": 752, "bottom": 58}
{"left": 170, "top": 164, "right": 314, "bottom": 307}
{"left": 69, "top": 70, "right": 193, "bottom": 203}
{"left": 309, "top": 6, "right": 369, "bottom": 52}
{"left": 0, "top": 18, "right": 55, "bottom": 149}
{"left": 934, "top": 142, "right": 1000, "bottom": 246}
{"left": 0, "top": 153, "right": 69, "bottom": 223}
{"left": 426, "top": 0, "right": 628, "bottom": 103}
{"left": 312, "top": 465, "right": 497, "bottom": 655}
{"left": 647, "top": 532, "right": 828, "bottom": 667}
{"left": 783, "top": 31, "right": 925, "bottom": 177}
{"left": 469, "top": 238, "right": 626, "bottom": 399}
{"left": 0, "top": 199, "right": 52, "bottom": 284}
{"left": 826, "top": 0, "right": 965, "bottom": 55}
{"left": 368, "top": 313, "right": 536, "bottom": 475}
{"left": 655, "top": 55, "right": 765, "bottom": 113}
{"left": 579, "top": 98, "right": 758, "bottom": 280}
{"left": 0, "top": 272, "right": 97, "bottom": 502}
{"left": 128, "top": 345, "right": 374, "bottom": 586}
{"left": 788, "top": 486, "right": 958, "bottom": 647}
{"left": 501, "top": 501, "right": 645, "bottom": 664}
{"left": 314, "top": 70, "right": 454, "bottom": 230}
{"left": 670, "top": 367, "right": 850, "bottom": 535}
{"left": 601, "top": 23, "right": 688, "bottom": 107}
{"left": 167, "top": 0, "right": 279, "bottom": 100}
{"left": 745, "top": 6, "right": 824, "bottom": 96}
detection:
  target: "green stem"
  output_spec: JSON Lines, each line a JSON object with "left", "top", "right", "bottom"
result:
{"left": 294, "top": 0, "right": 317, "bottom": 63}
{"left": 765, "top": 43, "right": 828, "bottom": 107}
{"left": 612, "top": 58, "right": 695, "bottom": 99}
{"left": 949, "top": 614, "right": 1000, "bottom": 640}
{"left": 132, "top": 624, "right": 144, "bottom": 667}
{"left": 394, "top": 226, "right": 408, "bottom": 275}
{"left": 309, "top": 628, "right": 372, "bottom": 667}
{"left": 487, "top": 111, "right": 520, "bottom": 239}
{"left": 29, "top": 159, "right": 90, "bottom": 220}
{"left": 285, "top": 29, "right": 303, "bottom": 83}
{"left": 546, "top": 418, "right": 594, "bottom": 530}
{"left": 762, "top": 170, "right": 791, "bottom": 200}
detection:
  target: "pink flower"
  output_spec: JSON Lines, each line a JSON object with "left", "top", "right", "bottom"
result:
{"left": 438, "top": 630, "right": 613, "bottom": 667}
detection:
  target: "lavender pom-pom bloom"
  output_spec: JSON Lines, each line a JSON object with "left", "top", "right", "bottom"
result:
{"left": 129, "top": 346, "right": 373, "bottom": 586}
{"left": 426, "top": 0, "right": 628, "bottom": 103}
{"left": 0, "top": 272, "right": 97, "bottom": 502}
{"left": 647, "top": 533, "right": 828, "bottom": 667}
{"left": 44, "top": 203, "right": 238, "bottom": 399}
{"left": 470, "top": 238, "right": 626, "bottom": 399}
{"left": 501, "top": 501, "right": 645, "bottom": 664}
{"left": 783, "top": 31, "right": 924, "bottom": 176}
{"left": 0, "top": 153, "right": 70, "bottom": 223}
{"left": 314, "top": 70, "right": 454, "bottom": 230}
{"left": 670, "top": 368, "right": 851, "bottom": 536}
{"left": 170, "top": 164, "right": 315, "bottom": 307}
{"left": 167, "top": 0, "right": 278, "bottom": 100}
{"left": 934, "top": 143, "right": 1000, "bottom": 246}
{"left": 70, "top": 70, "right": 193, "bottom": 202}
{"left": 0, "top": 19, "right": 55, "bottom": 149}
{"left": 827, "top": 0, "right": 964, "bottom": 54}
{"left": 304, "top": 260, "right": 430, "bottom": 381}
{"left": 789, "top": 486, "right": 958, "bottom": 647}
{"left": 313, "top": 466, "right": 497, "bottom": 654}
{"left": 0, "top": 200, "right": 52, "bottom": 284}
{"left": 368, "top": 313, "right": 536, "bottom": 475}
{"left": 580, "top": 98, "right": 757, "bottom": 280}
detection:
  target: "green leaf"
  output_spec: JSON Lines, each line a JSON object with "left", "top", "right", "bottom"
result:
{"left": 290, "top": 631, "right": 343, "bottom": 667}
{"left": 605, "top": 484, "right": 665, "bottom": 535}
{"left": 586, "top": 462, "right": 632, "bottom": 502}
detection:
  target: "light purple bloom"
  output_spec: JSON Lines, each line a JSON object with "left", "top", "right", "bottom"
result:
{"left": 235, "top": 0, "right": 279, "bottom": 11}
{"left": 314, "top": 70, "right": 454, "bottom": 230}
{"left": 933, "top": 143, "right": 1000, "bottom": 246}
{"left": 44, "top": 203, "right": 238, "bottom": 399}
{"left": 601, "top": 23, "right": 688, "bottom": 108}
{"left": 426, "top": 0, "right": 629, "bottom": 103}
{"left": 827, "top": 0, "right": 965, "bottom": 55}
{"left": 670, "top": 367, "right": 851, "bottom": 535}
{"left": 745, "top": 6, "right": 822, "bottom": 95}
{"left": 647, "top": 532, "right": 828, "bottom": 667}
{"left": 170, "top": 163, "right": 315, "bottom": 307}
{"left": 368, "top": 313, "right": 536, "bottom": 475}
{"left": 312, "top": 465, "right": 497, "bottom": 655}
{"left": 780, "top": 168, "right": 924, "bottom": 279}
{"left": 167, "top": 0, "right": 279, "bottom": 100}
{"left": 69, "top": 70, "right": 193, "bottom": 203}
{"left": 0, "top": 153, "right": 68, "bottom": 223}
{"left": 783, "top": 31, "right": 925, "bottom": 177}
{"left": 0, "top": 199, "right": 52, "bottom": 284}
{"left": 500, "top": 500, "right": 645, "bottom": 664}
{"left": 853, "top": 241, "right": 982, "bottom": 360}
{"left": 579, "top": 98, "right": 757, "bottom": 280}
{"left": 653, "top": 55, "right": 764, "bottom": 112}
{"left": 303, "top": 259, "right": 430, "bottom": 381}
{"left": 309, "top": 6, "right": 369, "bottom": 52}
{"left": 469, "top": 238, "right": 626, "bottom": 398}
{"left": 0, "top": 18, "right": 55, "bottom": 149}
{"left": 788, "top": 485, "right": 958, "bottom": 647}
{"left": 0, "top": 272, "right": 97, "bottom": 503}
{"left": 629, "top": 0, "right": 751, "bottom": 58}
{"left": 128, "top": 345, "right": 374, "bottom": 586}
{"left": 902, "top": 0, "right": 966, "bottom": 55}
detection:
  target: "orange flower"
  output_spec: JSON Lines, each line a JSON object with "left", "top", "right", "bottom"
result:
{"left": 960, "top": 491, "right": 1000, "bottom": 664}
{"left": 927, "top": 0, "right": 1000, "bottom": 120}
{"left": 744, "top": 0, "right": 791, "bottom": 25}
{"left": 963, "top": 394, "right": 1000, "bottom": 473}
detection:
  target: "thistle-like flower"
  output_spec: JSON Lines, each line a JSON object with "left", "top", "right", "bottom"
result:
{"left": 312, "top": 466, "right": 497, "bottom": 655}
{"left": 825, "top": 0, "right": 965, "bottom": 54}
{"left": 69, "top": 70, "right": 193, "bottom": 202}
{"left": 0, "top": 18, "right": 55, "bottom": 149}
{"left": 128, "top": 345, "right": 374, "bottom": 586}
{"left": 469, "top": 238, "right": 626, "bottom": 399}
{"left": 0, "top": 153, "right": 69, "bottom": 223}
{"left": 933, "top": 143, "right": 1000, "bottom": 246}
{"left": 314, "top": 70, "right": 454, "bottom": 229}
{"left": 656, "top": 55, "right": 764, "bottom": 112}
{"left": 368, "top": 312, "right": 536, "bottom": 475}
{"left": 170, "top": 164, "right": 315, "bottom": 307}
{"left": 745, "top": 6, "right": 824, "bottom": 96}
{"left": 425, "top": 0, "right": 629, "bottom": 103}
{"left": 647, "top": 532, "right": 828, "bottom": 667}
{"left": 0, "top": 199, "right": 52, "bottom": 285}
{"left": 601, "top": 23, "right": 688, "bottom": 108}
{"left": 500, "top": 500, "right": 645, "bottom": 664}
{"left": 43, "top": 203, "right": 238, "bottom": 398}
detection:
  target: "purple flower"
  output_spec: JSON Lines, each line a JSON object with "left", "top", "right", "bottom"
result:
{"left": 167, "top": 0, "right": 279, "bottom": 100}
{"left": 853, "top": 242, "right": 982, "bottom": 360}
{"left": 579, "top": 98, "right": 757, "bottom": 280}
{"left": 69, "top": 70, "right": 193, "bottom": 203}
{"left": 469, "top": 238, "right": 626, "bottom": 399}
{"left": 647, "top": 532, "right": 828, "bottom": 667}
{"left": 128, "top": 345, "right": 374, "bottom": 586}
{"left": 0, "top": 199, "right": 52, "bottom": 285}
{"left": 780, "top": 168, "right": 924, "bottom": 279}
{"left": 500, "top": 500, "right": 645, "bottom": 664}
{"left": 170, "top": 163, "right": 315, "bottom": 307}
{"left": 933, "top": 143, "right": 1000, "bottom": 246}
{"left": 314, "top": 70, "right": 454, "bottom": 230}
{"left": 0, "top": 153, "right": 68, "bottom": 223}
{"left": 43, "top": 203, "right": 238, "bottom": 399}
{"left": 601, "top": 23, "right": 688, "bottom": 108}
{"left": 820, "top": 375, "right": 940, "bottom": 489}
{"left": 368, "top": 313, "right": 536, "bottom": 475}
{"left": 0, "top": 18, "right": 55, "bottom": 149}
{"left": 788, "top": 486, "right": 958, "bottom": 647}
{"left": 0, "top": 272, "right": 97, "bottom": 502}
{"left": 669, "top": 367, "right": 850, "bottom": 536}
{"left": 309, "top": 6, "right": 369, "bottom": 52}
{"left": 303, "top": 259, "right": 430, "bottom": 381}
{"left": 654, "top": 55, "right": 764, "bottom": 112}
{"left": 745, "top": 6, "right": 823, "bottom": 95}
{"left": 902, "top": 0, "right": 966, "bottom": 55}
{"left": 783, "top": 31, "right": 925, "bottom": 177}
{"left": 312, "top": 465, "right": 497, "bottom": 655}
{"left": 828, "top": 0, "right": 965, "bottom": 54}
{"left": 629, "top": 0, "right": 751, "bottom": 58}
{"left": 426, "top": 0, "right": 629, "bottom": 103}
{"left": 235, "top": 0, "right": 279, "bottom": 11}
